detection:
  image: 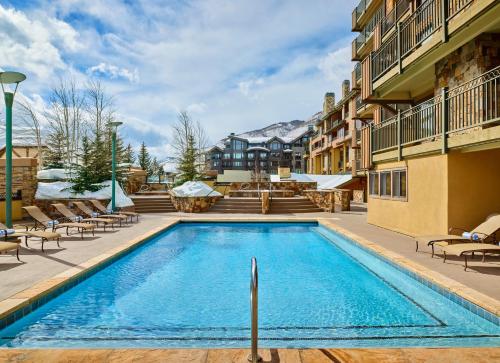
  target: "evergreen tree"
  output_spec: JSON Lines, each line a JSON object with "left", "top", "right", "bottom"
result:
{"left": 138, "top": 142, "right": 152, "bottom": 176}
{"left": 45, "top": 128, "right": 65, "bottom": 169}
{"left": 72, "top": 136, "right": 101, "bottom": 193}
{"left": 89, "top": 126, "right": 110, "bottom": 182}
{"left": 177, "top": 134, "right": 198, "bottom": 184}
{"left": 124, "top": 143, "right": 135, "bottom": 164}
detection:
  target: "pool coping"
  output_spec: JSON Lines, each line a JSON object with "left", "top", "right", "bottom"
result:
{"left": 0, "top": 216, "right": 498, "bottom": 336}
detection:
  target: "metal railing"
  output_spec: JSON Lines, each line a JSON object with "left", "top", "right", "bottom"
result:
{"left": 373, "top": 0, "right": 477, "bottom": 82}
{"left": 249, "top": 257, "right": 260, "bottom": 363}
{"left": 354, "top": 62, "right": 362, "bottom": 83}
{"left": 356, "top": 95, "right": 364, "bottom": 110}
{"left": 355, "top": 6, "right": 383, "bottom": 52}
{"left": 381, "top": 0, "right": 411, "bottom": 36}
{"left": 371, "top": 66, "right": 500, "bottom": 152}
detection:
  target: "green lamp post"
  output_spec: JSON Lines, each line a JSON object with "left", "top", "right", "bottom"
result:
{"left": 0, "top": 71, "right": 26, "bottom": 228}
{"left": 109, "top": 121, "right": 123, "bottom": 212}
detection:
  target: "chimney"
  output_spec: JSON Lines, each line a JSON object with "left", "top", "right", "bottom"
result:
{"left": 342, "top": 80, "right": 350, "bottom": 99}
{"left": 323, "top": 92, "right": 335, "bottom": 115}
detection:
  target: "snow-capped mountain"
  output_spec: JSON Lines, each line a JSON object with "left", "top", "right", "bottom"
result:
{"left": 222, "top": 111, "right": 321, "bottom": 145}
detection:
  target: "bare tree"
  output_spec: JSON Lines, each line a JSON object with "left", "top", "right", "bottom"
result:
{"left": 16, "top": 99, "right": 46, "bottom": 170}
{"left": 171, "top": 111, "right": 209, "bottom": 175}
{"left": 47, "top": 78, "right": 86, "bottom": 175}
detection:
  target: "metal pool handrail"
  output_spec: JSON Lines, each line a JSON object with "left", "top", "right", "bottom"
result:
{"left": 249, "top": 257, "right": 261, "bottom": 363}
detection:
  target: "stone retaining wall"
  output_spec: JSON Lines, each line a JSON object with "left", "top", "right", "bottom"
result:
{"left": 170, "top": 195, "right": 221, "bottom": 213}
{"left": 353, "top": 190, "right": 365, "bottom": 203}
{"left": 0, "top": 158, "right": 37, "bottom": 211}
{"left": 304, "top": 189, "right": 351, "bottom": 212}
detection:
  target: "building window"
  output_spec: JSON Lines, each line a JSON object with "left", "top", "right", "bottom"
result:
{"left": 370, "top": 169, "right": 407, "bottom": 201}
{"left": 213, "top": 160, "right": 220, "bottom": 167}
{"left": 248, "top": 161, "right": 254, "bottom": 167}
{"left": 223, "top": 153, "right": 231, "bottom": 159}
{"left": 260, "top": 152, "right": 268, "bottom": 159}
{"left": 369, "top": 172, "right": 379, "bottom": 196}
{"left": 232, "top": 139, "right": 245, "bottom": 150}
{"left": 247, "top": 152, "right": 255, "bottom": 159}
{"left": 233, "top": 152, "right": 243, "bottom": 159}
{"left": 260, "top": 161, "right": 266, "bottom": 167}
{"left": 380, "top": 171, "right": 391, "bottom": 197}
{"left": 392, "top": 170, "right": 407, "bottom": 198}
{"left": 270, "top": 142, "right": 281, "bottom": 150}
{"left": 233, "top": 161, "right": 243, "bottom": 167}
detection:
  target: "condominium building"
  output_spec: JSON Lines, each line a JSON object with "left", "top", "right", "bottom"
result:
{"left": 206, "top": 130, "right": 313, "bottom": 176}
{"left": 352, "top": 0, "right": 500, "bottom": 235}
{"left": 307, "top": 81, "right": 368, "bottom": 177}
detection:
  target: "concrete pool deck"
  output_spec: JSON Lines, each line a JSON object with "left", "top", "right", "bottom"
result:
{"left": 0, "top": 208, "right": 499, "bottom": 362}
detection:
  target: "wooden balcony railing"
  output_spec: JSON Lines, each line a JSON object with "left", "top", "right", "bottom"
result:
{"left": 371, "top": 66, "right": 500, "bottom": 153}
{"left": 372, "top": 0, "right": 476, "bottom": 82}
{"left": 380, "top": 0, "right": 411, "bottom": 36}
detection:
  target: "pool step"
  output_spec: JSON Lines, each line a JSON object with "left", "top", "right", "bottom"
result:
{"left": 131, "top": 197, "right": 177, "bottom": 213}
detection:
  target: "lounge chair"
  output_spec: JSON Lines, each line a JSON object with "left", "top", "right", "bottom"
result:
{"left": 442, "top": 243, "right": 500, "bottom": 271}
{"left": 52, "top": 203, "right": 115, "bottom": 231}
{"left": 89, "top": 199, "right": 140, "bottom": 222}
{"left": 73, "top": 201, "right": 127, "bottom": 227}
{"left": 415, "top": 214, "right": 500, "bottom": 257}
{"left": 0, "top": 241, "right": 21, "bottom": 261}
{"left": 23, "top": 206, "right": 96, "bottom": 240}
{"left": 1, "top": 222, "right": 61, "bottom": 252}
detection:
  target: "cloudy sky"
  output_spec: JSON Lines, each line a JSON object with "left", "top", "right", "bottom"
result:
{"left": 0, "top": 0, "right": 354, "bottom": 160}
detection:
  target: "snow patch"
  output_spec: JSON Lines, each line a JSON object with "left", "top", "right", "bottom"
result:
{"left": 37, "top": 169, "right": 71, "bottom": 180}
{"left": 35, "top": 180, "right": 134, "bottom": 208}
{"left": 171, "top": 181, "right": 221, "bottom": 197}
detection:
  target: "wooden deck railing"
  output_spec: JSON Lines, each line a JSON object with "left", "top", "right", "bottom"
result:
{"left": 371, "top": 66, "right": 500, "bottom": 153}
{"left": 372, "top": 0, "right": 476, "bottom": 82}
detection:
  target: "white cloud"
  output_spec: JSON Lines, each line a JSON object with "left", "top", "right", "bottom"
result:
{"left": 0, "top": 4, "right": 80, "bottom": 80}
{"left": 0, "top": 0, "right": 356, "bottom": 158}
{"left": 87, "top": 63, "right": 139, "bottom": 83}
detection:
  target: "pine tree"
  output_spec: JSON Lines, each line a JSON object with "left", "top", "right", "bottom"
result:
{"left": 177, "top": 134, "right": 198, "bottom": 184}
{"left": 72, "top": 136, "right": 101, "bottom": 193}
{"left": 124, "top": 143, "right": 135, "bottom": 165}
{"left": 89, "top": 126, "right": 110, "bottom": 182}
{"left": 138, "top": 142, "right": 152, "bottom": 176}
{"left": 45, "top": 128, "right": 65, "bottom": 169}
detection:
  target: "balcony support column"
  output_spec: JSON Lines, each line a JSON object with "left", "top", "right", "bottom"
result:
{"left": 441, "top": 0, "right": 449, "bottom": 43}
{"left": 397, "top": 22, "right": 402, "bottom": 74}
{"left": 369, "top": 123, "right": 373, "bottom": 167}
{"left": 397, "top": 110, "right": 402, "bottom": 161}
{"left": 441, "top": 87, "right": 449, "bottom": 154}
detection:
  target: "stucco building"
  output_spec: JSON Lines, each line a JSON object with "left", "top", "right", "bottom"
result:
{"left": 352, "top": 0, "right": 500, "bottom": 235}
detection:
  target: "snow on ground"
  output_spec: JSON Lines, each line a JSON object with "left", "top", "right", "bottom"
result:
{"left": 35, "top": 180, "right": 134, "bottom": 208}
{"left": 270, "top": 173, "right": 352, "bottom": 189}
{"left": 37, "top": 169, "right": 71, "bottom": 180}
{"left": 171, "top": 181, "right": 222, "bottom": 197}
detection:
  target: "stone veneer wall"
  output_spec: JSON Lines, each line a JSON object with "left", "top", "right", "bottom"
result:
{"left": 435, "top": 33, "right": 500, "bottom": 92}
{"left": 230, "top": 181, "right": 317, "bottom": 195}
{"left": 353, "top": 190, "right": 365, "bottom": 203}
{"left": 0, "top": 158, "right": 38, "bottom": 214}
{"left": 170, "top": 195, "right": 221, "bottom": 213}
{"left": 304, "top": 189, "right": 351, "bottom": 212}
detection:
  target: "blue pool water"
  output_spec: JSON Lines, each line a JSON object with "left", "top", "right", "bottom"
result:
{"left": 1, "top": 222, "right": 499, "bottom": 348}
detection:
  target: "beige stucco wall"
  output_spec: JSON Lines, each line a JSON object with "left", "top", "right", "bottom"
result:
{"left": 368, "top": 147, "right": 500, "bottom": 236}
{"left": 447, "top": 148, "right": 500, "bottom": 231}
{"left": 367, "top": 155, "right": 449, "bottom": 236}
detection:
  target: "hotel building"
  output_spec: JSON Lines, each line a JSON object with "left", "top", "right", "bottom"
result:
{"left": 351, "top": 0, "right": 500, "bottom": 235}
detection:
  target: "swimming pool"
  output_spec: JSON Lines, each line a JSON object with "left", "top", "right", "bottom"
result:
{"left": 1, "top": 222, "right": 499, "bottom": 348}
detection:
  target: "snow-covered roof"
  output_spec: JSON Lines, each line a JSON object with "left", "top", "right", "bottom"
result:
{"left": 270, "top": 173, "right": 353, "bottom": 189}
{"left": 246, "top": 146, "right": 269, "bottom": 152}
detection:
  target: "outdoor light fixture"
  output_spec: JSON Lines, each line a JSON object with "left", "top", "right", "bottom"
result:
{"left": 109, "top": 121, "right": 123, "bottom": 212}
{"left": 0, "top": 71, "right": 26, "bottom": 228}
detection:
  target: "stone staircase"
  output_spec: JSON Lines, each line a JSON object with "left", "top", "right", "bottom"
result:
{"left": 130, "top": 196, "right": 177, "bottom": 213}
{"left": 208, "top": 198, "right": 262, "bottom": 214}
{"left": 269, "top": 197, "right": 323, "bottom": 214}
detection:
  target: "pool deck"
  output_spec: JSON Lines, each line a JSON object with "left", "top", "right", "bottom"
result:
{"left": 0, "top": 347, "right": 499, "bottom": 362}
{"left": 1, "top": 206, "right": 499, "bottom": 362}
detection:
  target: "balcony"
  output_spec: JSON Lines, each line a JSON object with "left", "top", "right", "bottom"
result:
{"left": 380, "top": 0, "right": 411, "bottom": 37}
{"left": 371, "top": 66, "right": 500, "bottom": 154}
{"left": 372, "top": 0, "right": 476, "bottom": 82}
{"left": 352, "top": 5, "right": 383, "bottom": 60}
